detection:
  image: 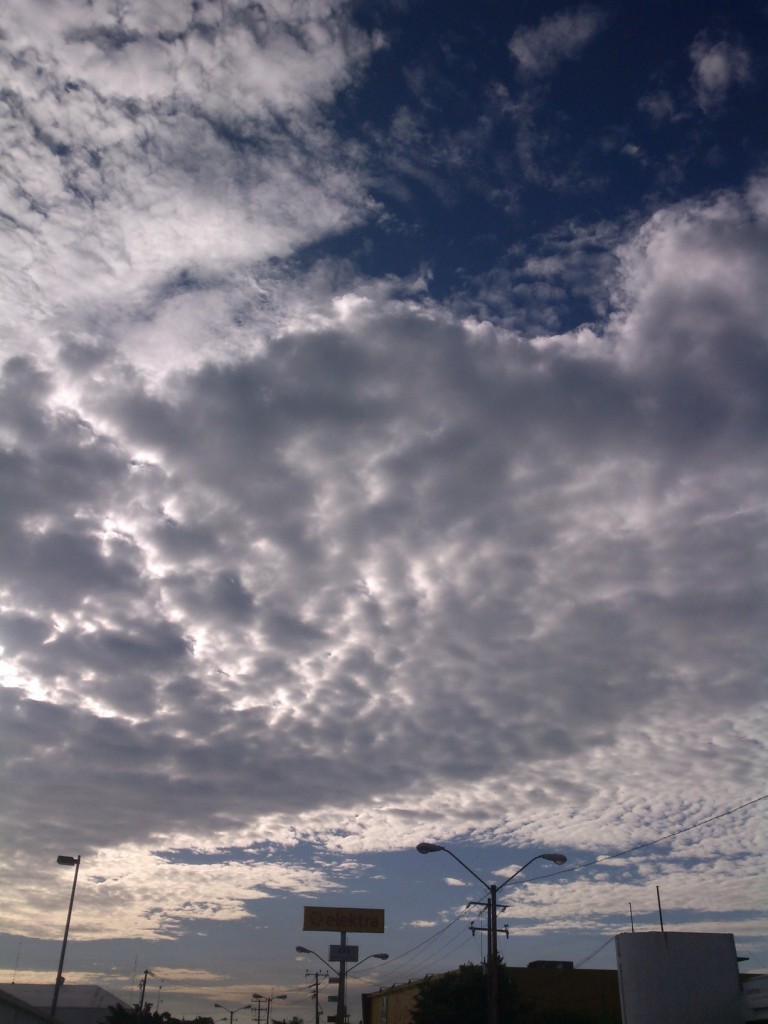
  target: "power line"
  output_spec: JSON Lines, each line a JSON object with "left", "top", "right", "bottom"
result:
{"left": 392, "top": 919, "right": 477, "bottom": 980}
{"left": 374, "top": 906, "right": 475, "bottom": 984}
{"left": 575, "top": 936, "right": 615, "bottom": 968}
{"left": 507, "top": 792, "right": 768, "bottom": 887}
{"left": 384, "top": 905, "right": 474, "bottom": 965}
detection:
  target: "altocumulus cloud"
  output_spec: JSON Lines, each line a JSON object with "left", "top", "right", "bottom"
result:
{"left": 0, "top": 0, "right": 766, "bottom": 978}
{"left": 2, "top": 182, "right": 767, "bottom": 860}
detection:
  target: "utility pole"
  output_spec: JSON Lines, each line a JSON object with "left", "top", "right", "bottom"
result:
{"left": 417, "top": 844, "right": 567, "bottom": 1024}
{"left": 337, "top": 930, "right": 348, "bottom": 1024}
{"left": 139, "top": 970, "right": 155, "bottom": 1013}
{"left": 469, "top": 896, "right": 509, "bottom": 1024}
{"left": 252, "top": 996, "right": 266, "bottom": 1024}
{"left": 306, "top": 970, "right": 327, "bottom": 1024}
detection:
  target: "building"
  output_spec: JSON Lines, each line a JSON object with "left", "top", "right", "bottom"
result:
{"left": 615, "top": 932, "right": 750, "bottom": 1024}
{"left": 0, "top": 986, "right": 55, "bottom": 1024}
{"left": 743, "top": 975, "right": 768, "bottom": 1023}
{"left": 363, "top": 932, "right": 763, "bottom": 1024}
{"left": 0, "top": 986, "right": 129, "bottom": 1024}
{"left": 362, "top": 963, "right": 622, "bottom": 1024}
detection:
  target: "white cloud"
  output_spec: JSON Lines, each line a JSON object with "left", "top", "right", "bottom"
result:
{"left": 690, "top": 36, "right": 751, "bottom": 112}
{"left": 508, "top": 7, "right": 606, "bottom": 78}
{"left": 1, "top": 181, "right": 766, "bottom": 914}
{"left": 0, "top": 0, "right": 380, "bottom": 365}
{"left": 1, "top": 842, "right": 343, "bottom": 941}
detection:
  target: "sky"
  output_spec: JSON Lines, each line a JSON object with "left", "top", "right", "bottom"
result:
{"left": 0, "top": 0, "right": 767, "bottom": 1020}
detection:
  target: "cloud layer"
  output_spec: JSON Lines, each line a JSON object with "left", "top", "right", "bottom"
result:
{"left": 0, "top": 0, "right": 766, "bottom": 1013}
{"left": 2, "top": 180, "right": 766, "bottom": 923}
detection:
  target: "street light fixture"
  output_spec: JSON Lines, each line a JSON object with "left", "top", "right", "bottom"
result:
{"left": 51, "top": 855, "right": 81, "bottom": 1019}
{"left": 416, "top": 843, "right": 566, "bottom": 1024}
{"left": 213, "top": 1003, "right": 252, "bottom": 1024}
{"left": 295, "top": 946, "right": 388, "bottom": 974}
{"left": 251, "top": 993, "right": 287, "bottom": 1024}
{"left": 350, "top": 953, "right": 389, "bottom": 970}
{"left": 295, "top": 946, "right": 388, "bottom": 1024}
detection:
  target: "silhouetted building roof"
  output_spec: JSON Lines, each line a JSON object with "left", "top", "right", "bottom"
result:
{"left": 0, "top": 986, "right": 129, "bottom": 1024}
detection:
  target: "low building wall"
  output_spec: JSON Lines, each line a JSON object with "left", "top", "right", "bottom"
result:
{"left": 362, "top": 965, "right": 622, "bottom": 1024}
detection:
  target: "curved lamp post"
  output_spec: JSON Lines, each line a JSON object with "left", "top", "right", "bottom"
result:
{"left": 51, "top": 855, "right": 81, "bottom": 1018}
{"left": 214, "top": 1003, "right": 252, "bottom": 1024}
{"left": 348, "top": 952, "right": 389, "bottom": 973}
{"left": 295, "top": 946, "right": 388, "bottom": 1024}
{"left": 416, "top": 843, "right": 566, "bottom": 1024}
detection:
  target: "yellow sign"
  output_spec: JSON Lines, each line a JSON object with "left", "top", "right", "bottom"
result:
{"left": 303, "top": 906, "right": 385, "bottom": 933}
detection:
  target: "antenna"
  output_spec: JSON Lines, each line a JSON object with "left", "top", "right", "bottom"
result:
{"left": 656, "top": 886, "right": 665, "bottom": 933}
{"left": 629, "top": 903, "right": 635, "bottom": 933}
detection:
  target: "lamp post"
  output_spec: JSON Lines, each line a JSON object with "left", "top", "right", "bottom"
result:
{"left": 214, "top": 1003, "right": 252, "bottom": 1024}
{"left": 51, "top": 855, "right": 81, "bottom": 1019}
{"left": 296, "top": 946, "right": 388, "bottom": 1024}
{"left": 251, "top": 993, "right": 286, "bottom": 1024}
{"left": 416, "top": 843, "right": 566, "bottom": 1024}
{"left": 139, "top": 969, "right": 156, "bottom": 1013}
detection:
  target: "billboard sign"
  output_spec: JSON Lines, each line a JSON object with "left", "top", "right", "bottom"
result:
{"left": 303, "top": 906, "right": 385, "bottom": 933}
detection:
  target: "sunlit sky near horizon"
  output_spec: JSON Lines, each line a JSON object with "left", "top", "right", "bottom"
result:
{"left": 0, "top": 0, "right": 766, "bottom": 1020}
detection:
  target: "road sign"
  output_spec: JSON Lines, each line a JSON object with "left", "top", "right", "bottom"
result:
{"left": 303, "top": 906, "right": 385, "bottom": 933}
{"left": 329, "top": 944, "right": 358, "bottom": 962}
{"left": 327, "top": 996, "right": 338, "bottom": 1003}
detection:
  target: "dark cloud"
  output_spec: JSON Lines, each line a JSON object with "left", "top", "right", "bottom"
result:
{"left": 5, "top": 238, "right": 762, "bottom": 853}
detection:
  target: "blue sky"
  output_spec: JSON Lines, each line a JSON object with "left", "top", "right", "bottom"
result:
{"left": 0, "top": 0, "right": 766, "bottom": 1021}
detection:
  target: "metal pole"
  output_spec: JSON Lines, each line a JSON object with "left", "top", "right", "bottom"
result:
{"left": 51, "top": 856, "right": 81, "bottom": 1018}
{"left": 488, "top": 885, "right": 498, "bottom": 1024}
{"left": 337, "top": 931, "right": 347, "bottom": 1024}
{"left": 417, "top": 845, "right": 565, "bottom": 1024}
{"left": 139, "top": 970, "right": 154, "bottom": 1012}
{"left": 307, "top": 971, "right": 322, "bottom": 1024}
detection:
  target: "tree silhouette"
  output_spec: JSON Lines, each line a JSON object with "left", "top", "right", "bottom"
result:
{"left": 410, "top": 961, "right": 528, "bottom": 1024}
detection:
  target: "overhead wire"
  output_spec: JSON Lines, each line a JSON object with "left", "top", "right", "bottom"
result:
{"left": 574, "top": 936, "right": 615, "bottom": 967}
{"left": 392, "top": 918, "right": 477, "bottom": 980}
{"left": 502, "top": 792, "right": 768, "bottom": 888}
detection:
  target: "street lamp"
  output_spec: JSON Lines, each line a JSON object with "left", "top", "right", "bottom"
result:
{"left": 251, "top": 993, "right": 287, "bottom": 1024}
{"left": 416, "top": 843, "right": 566, "bottom": 1024}
{"left": 295, "top": 946, "right": 388, "bottom": 1024}
{"left": 214, "top": 1003, "right": 252, "bottom": 1024}
{"left": 51, "top": 855, "right": 81, "bottom": 1019}
{"left": 349, "top": 953, "right": 389, "bottom": 971}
